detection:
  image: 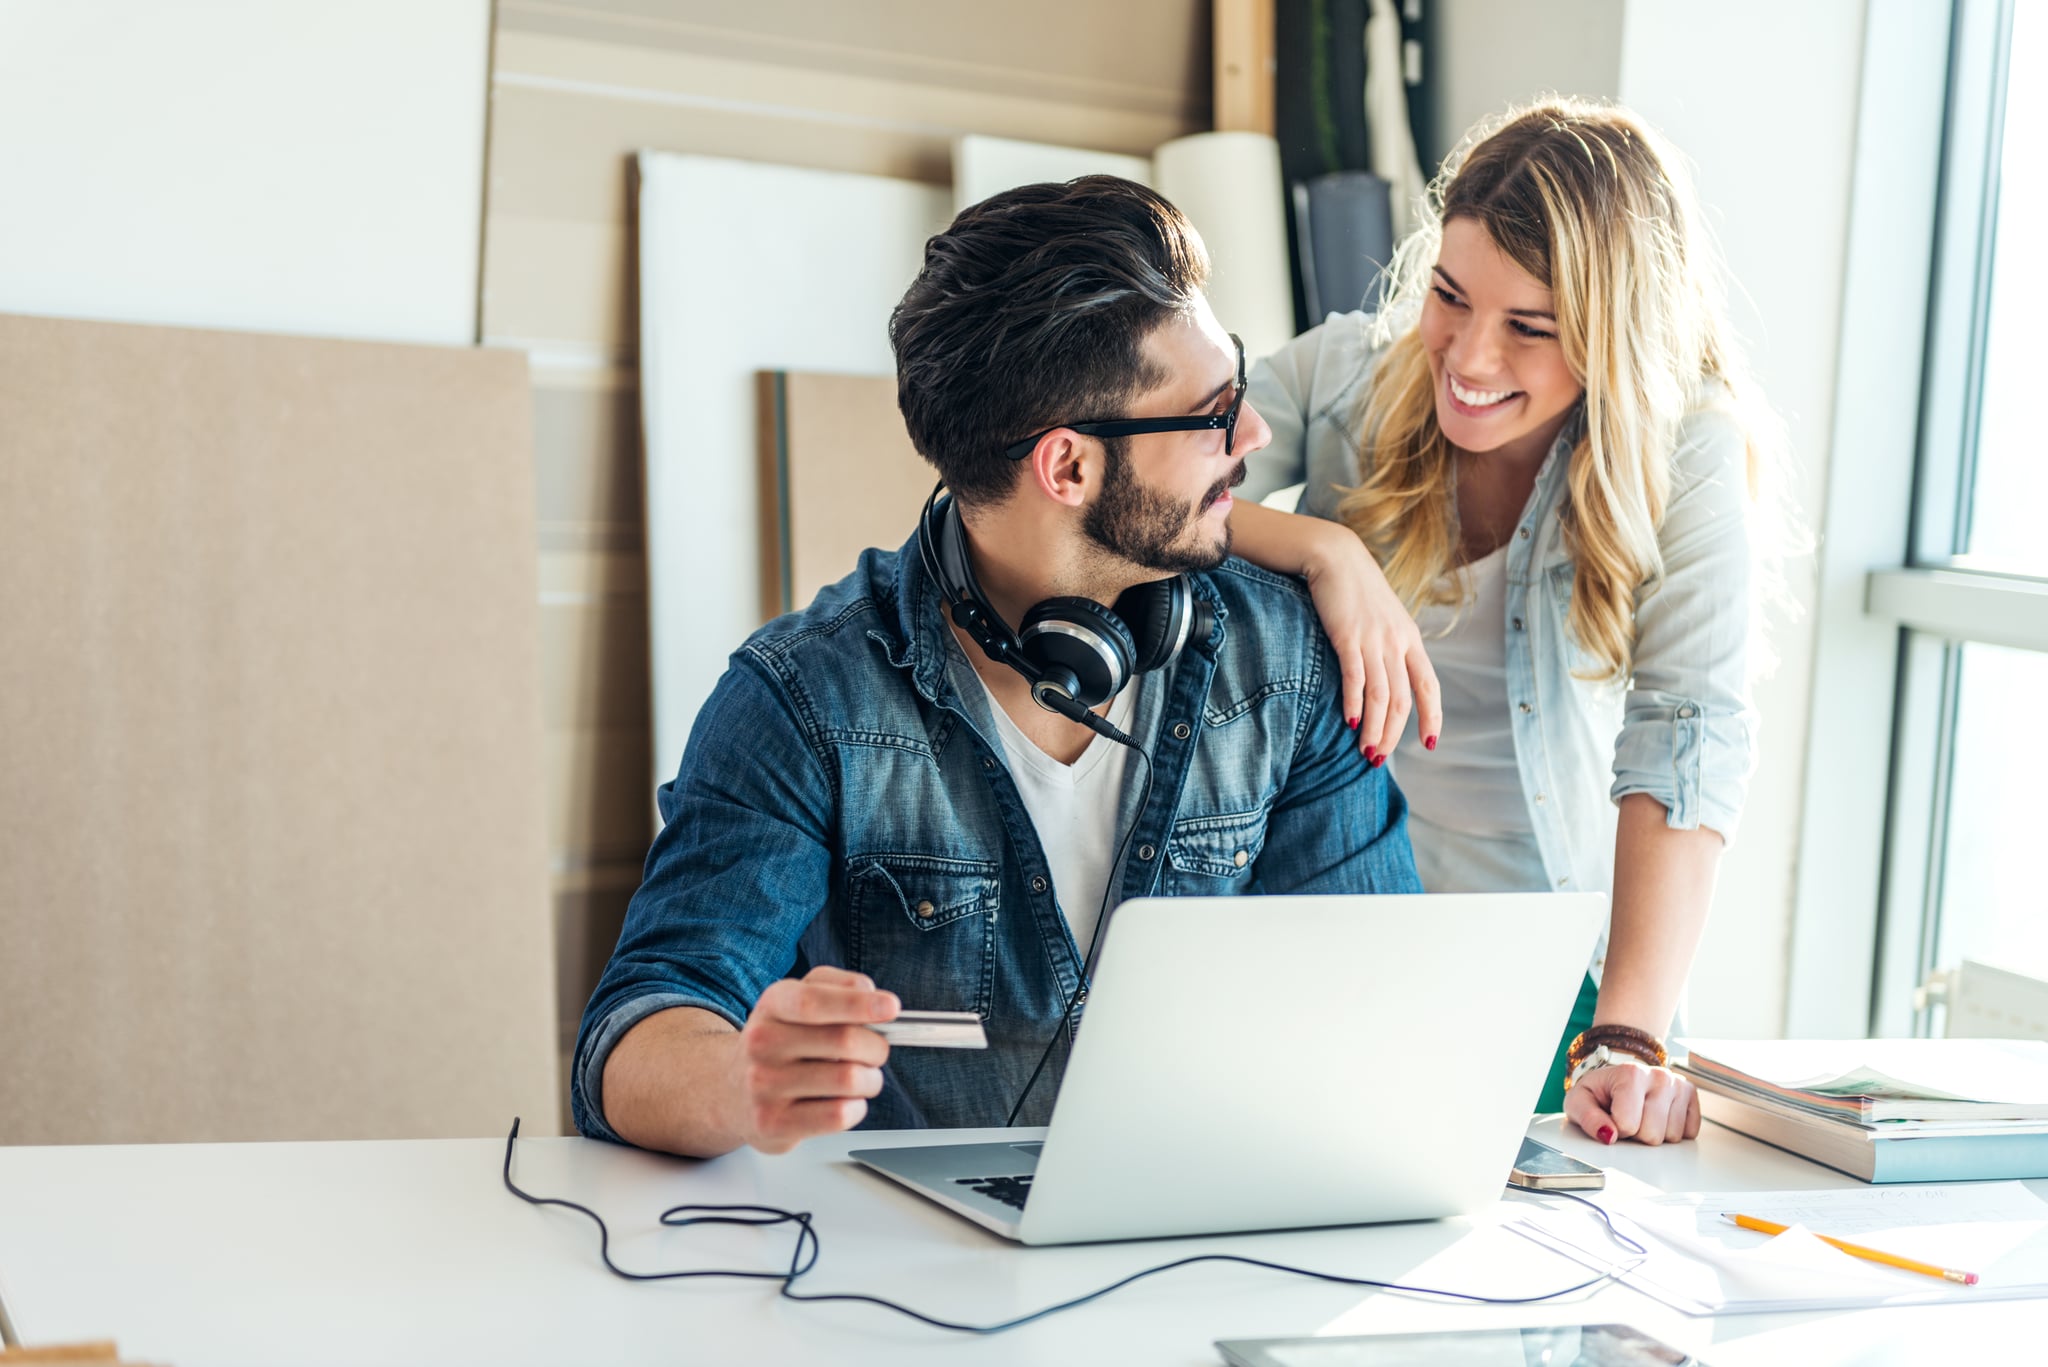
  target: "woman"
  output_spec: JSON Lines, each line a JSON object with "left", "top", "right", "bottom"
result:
{"left": 1230, "top": 98, "right": 1797, "bottom": 1146}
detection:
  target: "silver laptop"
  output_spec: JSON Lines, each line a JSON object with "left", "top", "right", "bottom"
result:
{"left": 851, "top": 892, "right": 1605, "bottom": 1245}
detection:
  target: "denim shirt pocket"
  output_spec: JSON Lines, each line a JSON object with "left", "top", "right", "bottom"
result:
{"left": 1163, "top": 808, "right": 1271, "bottom": 894}
{"left": 846, "top": 854, "right": 999, "bottom": 1017}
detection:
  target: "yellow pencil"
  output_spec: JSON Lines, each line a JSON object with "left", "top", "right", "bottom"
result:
{"left": 1722, "top": 1212, "right": 1980, "bottom": 1285}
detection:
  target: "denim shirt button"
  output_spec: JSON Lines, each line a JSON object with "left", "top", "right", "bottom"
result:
{"left": 1233, "top": 850, "right": 1249, "bottom": 868}
{"left": 1137, "top": 844, "right": 1156, "bottom": 861}
{"left": 1678, "top": 704, "right": 1697, "bottom": 719}
{"left": 1518, "top": 701, "right": 1533, "bottom": 714}
{"left": 1172, "top": 722, "right": 1192, "bottom": 740}
{"left": 1534, "top": 793, "right": 1547, "bottom": 805}
{"left": 915, "top": 899, "right": 936, "bottom": 919}
{"left": 1031, "top": 875, "right": 1048, "bottom": 894}
{"left": 1512, "top": 617, "right": 1524, "bottom": 631}
{"left": 982, "top": 756, "right": 996, "bottom": 770}
{"left": 1518, "top": 526, "right": 1530, "bottom": 539}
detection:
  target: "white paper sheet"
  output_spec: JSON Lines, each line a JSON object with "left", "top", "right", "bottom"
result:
{"left": 1509, "top": 1182, "right": 2048, "bottom": 1315}
{"left": 636, "top": 153, "right": 951, "bottom": 791}
{"left": 952, "top": 135, "right": 1151, "bottom": 214}
{"left": 1687, "top": 1038, "right": 2048, "bottom": 1104}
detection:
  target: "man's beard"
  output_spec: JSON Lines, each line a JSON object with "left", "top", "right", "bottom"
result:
{"left": 1080, "top": 442, "right": 1245, "bottom": 575}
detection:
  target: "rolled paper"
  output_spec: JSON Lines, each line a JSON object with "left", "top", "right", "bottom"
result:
{"left": 1153, "top": 131, "right": 1297, "bottom": 361}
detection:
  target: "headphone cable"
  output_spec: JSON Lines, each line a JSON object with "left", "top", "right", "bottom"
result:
{"left": 1002, "top": 715, "right": 1152, "bottom": 1128}
{"left": 501, "top": 1119, "right": 1645, "bottom": 1335}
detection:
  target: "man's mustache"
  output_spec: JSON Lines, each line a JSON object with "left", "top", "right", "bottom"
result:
{"left": 1200, "top": 461, "right": 1248, "bottom": 512}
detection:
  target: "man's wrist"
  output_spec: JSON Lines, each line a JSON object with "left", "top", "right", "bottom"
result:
{"left": 603, "top": 1008, "right": 754, "bottom": 1158}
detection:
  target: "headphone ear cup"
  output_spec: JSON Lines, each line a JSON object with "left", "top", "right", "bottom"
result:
{"left": 1018, "top": 597, "right": 1136, "bottom": 710}
{"left": 1111, "top": 578, "right": 1194, "bottom": 674}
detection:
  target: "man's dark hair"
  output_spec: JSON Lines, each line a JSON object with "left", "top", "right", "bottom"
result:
{"left": 889, "top": 176, "right": 1210, "bottom": 508}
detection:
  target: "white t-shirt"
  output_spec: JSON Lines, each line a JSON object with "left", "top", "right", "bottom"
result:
{"left": 976, "top": 674, "right": 1141, "bottom": 965}
{"left": 1389, "top": 545, "right": 1547, "bottom": 891}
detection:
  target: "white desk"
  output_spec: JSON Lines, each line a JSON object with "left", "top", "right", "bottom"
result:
{"left": 2, "top": 1117, "right": 2044, "bottom": 1365}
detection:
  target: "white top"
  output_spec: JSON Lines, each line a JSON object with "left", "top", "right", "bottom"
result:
{"left": 977, "top": 673, "right": 1140, "bottom": 962}
{"left": 1392, "top": 545, "right": 1530, "bottom": 839}
{"left": 1389, "top": 548, "right": 1548, "bottom": 897}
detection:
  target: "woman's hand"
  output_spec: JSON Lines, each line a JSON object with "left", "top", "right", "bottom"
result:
{"left": 1300, "top": 526, "right": 1442, "bottom": 764}
{"left": 1565, "top": 1058, "right": 1701, "bottom": 1147}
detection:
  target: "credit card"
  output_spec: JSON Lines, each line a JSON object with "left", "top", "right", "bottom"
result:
{"left": 870, "top": 1009, "right": 988, "bottom": 1049}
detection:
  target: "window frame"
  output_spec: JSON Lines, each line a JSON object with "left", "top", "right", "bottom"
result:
{"left": 1789, "top": 0, "right": 2045, "bottom": 1038}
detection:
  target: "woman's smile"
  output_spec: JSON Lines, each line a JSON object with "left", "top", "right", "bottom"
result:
{"left": 1444, "top": 369, "right": 1523, "bottom": 416}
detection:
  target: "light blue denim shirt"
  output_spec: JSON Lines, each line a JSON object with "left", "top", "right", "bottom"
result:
{"left": 1239, "top": 312, "right": 1760, "bottom": 975}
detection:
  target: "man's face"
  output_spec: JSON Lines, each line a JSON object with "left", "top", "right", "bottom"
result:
{"left": 1080, "top": 307, "right": 1269, "bottom": 575}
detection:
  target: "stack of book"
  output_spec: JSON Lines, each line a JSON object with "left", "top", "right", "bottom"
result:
{"left": 1679, "top": 1038, "right": 2048, "bottom": 1183}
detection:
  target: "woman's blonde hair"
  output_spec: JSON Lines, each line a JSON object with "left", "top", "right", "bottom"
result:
{"left": 1337, "top": 97, "right": 1796, "bottom": 681}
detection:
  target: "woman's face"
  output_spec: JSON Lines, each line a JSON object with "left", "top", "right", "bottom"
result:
{"left": 1419, "top": 217, "right": 1583, "bottom": 462}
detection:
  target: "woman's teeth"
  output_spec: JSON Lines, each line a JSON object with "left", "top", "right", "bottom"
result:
{"left": 1450, "top": 376, "right": 1516, "bottom": 408}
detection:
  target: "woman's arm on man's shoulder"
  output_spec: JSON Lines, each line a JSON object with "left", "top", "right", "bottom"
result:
{"left": 1227, "top": 499, "right": 1441, "bottom": 765}
{"left": 1231, "top": 312, "right": 1436, "bottom": 763}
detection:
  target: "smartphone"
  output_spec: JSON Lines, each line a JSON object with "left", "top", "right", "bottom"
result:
{"left": 1507, "top": 1136, "right": 1606, "bottom": 1191}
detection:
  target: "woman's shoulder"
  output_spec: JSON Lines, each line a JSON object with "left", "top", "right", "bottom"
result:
{"left": 1258, "top": 309, "right": 1385, "bottom": 424}
{"left": 1302, "top": 307, "right": 1380, "bottom": 358}
{"left": 1667, "top": 389, "right": 1752, "bottom": 496}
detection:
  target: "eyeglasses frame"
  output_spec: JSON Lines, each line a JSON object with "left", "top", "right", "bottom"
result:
{"left": 1001, "top": 333, "right": 1247, "bottom": 462}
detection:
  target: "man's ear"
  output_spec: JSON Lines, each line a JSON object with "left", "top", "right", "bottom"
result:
{"left": 1027, "top": 432, "right": 1095, "bottom": 510}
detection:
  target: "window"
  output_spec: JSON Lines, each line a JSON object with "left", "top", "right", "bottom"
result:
{"left": 1959, "top": 1, "right": 2044, "bottom": 575}
{"left": 1938, "top": 644, "right": 2048, "bottom": 980}
{"left": 1863, "top": 0, "right": 2048, "bottom": 1035}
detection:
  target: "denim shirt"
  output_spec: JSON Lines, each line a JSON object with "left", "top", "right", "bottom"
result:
{"left": 571, "top": 526, "right": 1420, "bottom": 1141}
{"left": 1239, "top": 312, "right": 1760, "bottom": 977}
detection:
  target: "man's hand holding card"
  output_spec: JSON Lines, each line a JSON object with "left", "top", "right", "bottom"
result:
{"left": 735, "top": 966, "right": 988, "bottom": 1153}
{"left": 737, "top": 965, "right": 897, "bottom": 1153}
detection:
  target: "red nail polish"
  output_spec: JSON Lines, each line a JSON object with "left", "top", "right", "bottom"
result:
{"left": 1424, "top": 734, "right": 1438, "bottom": 751}
{"left": 1347, "top": 717, "right": 1359, "bottom": 731}
{"left": 1371, "top": 753, "right": 1385, "bottom": 769}
{"left": 1363, "top": 747, "right": 1378, "bottom": 764}
{"left": 1598, "top": 1125, "right": 1616, "bottom": 1145}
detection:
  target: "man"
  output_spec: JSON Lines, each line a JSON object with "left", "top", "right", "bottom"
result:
{"left": 572, "top": 177, "right": 1419, "bottom": 1158}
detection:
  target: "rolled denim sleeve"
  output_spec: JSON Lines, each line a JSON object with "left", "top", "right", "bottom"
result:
{"left": 569, "top": 651, "right": 834, "bottom": 1143}
{"left": 1610, "top": 408, "right": 1759, "bottom": 843}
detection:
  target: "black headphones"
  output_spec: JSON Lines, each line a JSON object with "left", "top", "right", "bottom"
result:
{"left": 916, "top": 483, "right": 1212, "bottom": 735}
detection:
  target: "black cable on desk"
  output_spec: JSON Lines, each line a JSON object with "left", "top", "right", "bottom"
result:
{"left": 501, "top": 1119, "right": 1646, "bottom": 1336}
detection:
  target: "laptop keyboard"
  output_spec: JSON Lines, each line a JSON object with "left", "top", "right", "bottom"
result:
{"left": 955, "top": 1174, "right": 1033, "bottom": 1210}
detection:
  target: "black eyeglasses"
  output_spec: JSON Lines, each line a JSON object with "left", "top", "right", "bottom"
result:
{"left": 1003, "top": 333, "right": 1247, "bottom": 461}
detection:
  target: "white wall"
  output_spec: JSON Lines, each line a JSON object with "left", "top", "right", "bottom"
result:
{"left": 1619, "top": 0, "right": 1868, "bottom": 1037}
{"left": 0, "top": 1, "right": 490, "bottom": 344}
{"left": 1428, "top": 0, "right": 1625, "bottom": 163}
